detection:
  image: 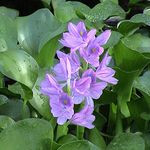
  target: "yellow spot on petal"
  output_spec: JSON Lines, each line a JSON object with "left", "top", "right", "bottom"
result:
{"left": 63, "top": 100, "right": 67, "bottom": 105}
{"left": 92, "top": 48, "right": 96, "bottom": 52}
{"left": 80, "top": 31, "right": 83, "bottom": 36}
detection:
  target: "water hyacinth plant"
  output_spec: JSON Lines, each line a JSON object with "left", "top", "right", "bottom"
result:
{"left": 41, "top": 22, "right": 118, "bottom": 128}
{"left": 0, "top": 0, "right": 150, "bottom": 149}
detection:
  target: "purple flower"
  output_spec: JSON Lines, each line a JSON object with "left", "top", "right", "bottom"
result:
{"left": 40, "top": 74, "right": 62, "bottom": 98}
{"left": 53, "top": 56, "right": 71, "bottom": 82}
{"left": 57, "top": 50, "right": 80, "bottom": 74}
{"left": 81, "top": 42, "right": 104, "bottom": 67}
{"left": 94, "top": 30, "right": 111, "bottom": 46}
{"left": 72, "top": 69, "right": 107, "bottom": 105}
{"left": 96, "top": 52, "right": 118, "bottom": 84}
{"left": 80, "top": 30, "right": 111, "bottom": 67}
{"left": 72, "top": 77, "right": 91, "bottom": 104}
{"left": 82, "top": 69, "right": 107, "bottom": 99}
{"left": 60, "top": 22, "right": 96, "bottom": 51}
{"left": 50, "top": 93, "right": 74, "bottom": 125}
{"left": 70, "top": 105, "right": 95, "bottom": 129}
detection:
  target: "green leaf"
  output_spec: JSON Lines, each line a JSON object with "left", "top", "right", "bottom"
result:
{"left": 29, "top": 84, "right": 52, "bottom": 120}
{"left": 54, "top": 2, "right": 77, "bottom": 23}
{"left": 0, "top": 15, "right": 18, "bottom": 52}
{"left": 0, "top": 99, "right": 30, "bottom": 121}
{"left": 142, "top": 134, "right": 150, "bottom": 150}
{"left": 0, "top": 7, "right": 19, "bottom": 19}
{"left": 0, "top": 115, "right": 15, "bottom": 130}
{"left": 112, "top": 40, "right": 149, "bottom": 72}
{"left": 134, "top": 71, "right": 150, "bottom": 96}
{"left": 86, "top": 1, "right": 125, "bottom": 22}
{"left": 128, "top": 98, "right": 149, "bottom": 119}
{"left": 0, "top": 95, "right": 8, "bottom": 106}
{"left": 122, "top": 34, "right": 150, "bottom": 55}
{"left": 52, "top": 0, "right": 66, "bottom": 9}
{"left": 131, "top": 14, "right": 150, "bottom": 26}
{"left": 93, "top": 112, "right": 107, "bottom": 130}
{"left": 37, "top": 34, "right": 63, "bottom": 67}
{"left": 41, "top": 0, "right": 51, "bottom": 7}
{"left": 8, "top": 82, "right": 33, "bottom": 101}
{"left": 115, "top": 68, "right": 139, "bottom": 117}
{"left": 0, "top": 50, "right": 39, "bottom": 89}
{"left": 144, "top": 7, "right": 150, "bottom": 16}
{"left": 88, "top": 128, "right": 106, "bottom": 150}
{"left": 0, "top": 118, "right": 53, "bottom": 150}
{"left": 57, "top": 134, "right": 78, "bottom": 144}
{"left": 56, "top": 123, "right": 69, "bottom": 141}
{"left": 106, "top": 133, "right": 145, "bottom": 150}
{"left": 16, "top": 8, "right": 62, "bottom": 57}
{"left": 29, "top": 69, "right": 52, "bottom": 119}
{"left": 70, "top": 1, "right": 91, "bottom": 18}
{"left": 117, "top": 20, "right": 141, "bottom": 35}
{"left": 57, "top": 140, "right": 100, "bottom": 150}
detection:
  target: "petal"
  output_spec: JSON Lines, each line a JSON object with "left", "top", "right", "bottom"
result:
{"left": 68, "top": 22, "right": 80, "bottom": 37}
{"left": 90, "top": 82, "right": 107, "bottom": 99}
{"left": 87, "top": 29, "right": 96, "bottom": 41}
{"left": 72, "top": 91, "right": 85, "bottom": 104}
{"left": 57, "top": 117, "right": 67, "bottom": 125}
{"left": 95, "top": 30, "right": 111, "bottom": 46}
{"left": 77, "top": 22, "right": 86, "bottom": 34}
{"left": 74, "top": 77, "right": 91, "bottom": 94}
{"left": 85, "top": 97, "right": 94, "bottom": 107}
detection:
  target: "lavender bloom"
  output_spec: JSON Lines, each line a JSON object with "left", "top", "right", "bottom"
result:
{"left": 81, "top": 42, "right": 104, "bottom": 67}
{"left": 70, "top": 105, "right": 95, "bottom": 129}
{"left": 53, "top": 56, "right": 71, "bottom": 82}
{"left": 82, "top": 69, "right": 107, "bottom": 99}
{"left": 60, "top": 22, "right": 96, "bottom": 51}
{"left": 72, "top": 77, "right": 91, "bottom": 104}
{"left": 57, "top": 50, "right": 80, "bottom": 74}
{"left": 96, "top": 52, "right": 118, "bottom": 84}
{"left": 50, "top": 93, "right": 74, "bottom": 125}
{"left": 40, "top": 74, "right": 62, "bottom": 98}
{"left": 80, "top": 30, "right": 111, "bottom": 67}
{"left": 95, "top": 30, "right": 111, "bottom": 46}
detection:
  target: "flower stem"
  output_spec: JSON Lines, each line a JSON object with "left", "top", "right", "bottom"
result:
{"left": 67, "top": 79, "right": 71, "bottom": 96}
{"left": 115, "top": 104, "right": 123, "bottom": 135}
{"left": 0, "top": 73, "right": 4, "bottom": 88}
{"left": 77, "top": 126, "right": 84, "bottom": 140}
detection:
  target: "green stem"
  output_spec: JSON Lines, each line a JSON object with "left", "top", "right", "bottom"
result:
{"left": 22, "top": 100, "right": 27, "bottom": 119}
{"left": 0, "top": 73, "right": 4, "bottom": 88}
{"left": 144, "top": 120, "right": 149, "bottom": 133}
{"left": 77, "top": 126, "right": 84, "bottom": 140}
{"left": 67, "top": 79, "right": 71, "bottom": 96}
{"left": 115, "top": 104, "right": 123, "bottom": 135}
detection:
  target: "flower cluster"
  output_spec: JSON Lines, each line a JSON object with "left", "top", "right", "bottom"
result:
{"left": 40, "top": 22, "right": 118, "bottom": 129}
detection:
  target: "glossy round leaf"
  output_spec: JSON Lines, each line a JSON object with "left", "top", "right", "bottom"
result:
{"left": 0, "top": 118, "right": 53, "bottom": 150}
{"left": 106, "top": 133, "right": 145, "bottom": 150}
{"left": 0, "top": 99, "right": 30, "bottom": 121}
{"left": 57, "top": 140, "right": 100, "bottom": 150}
{"left": 86, "top": 1, "right": 125, "bottom": 22}
{"left": 0, "top": 50, "right": 39, "bottom": 89}
{"left": 0, "top": 7, "right": 19, "bottom": 19}
{"left": 0, "top": 115, "right": 15, "bottom": 130}
{"left": 16, "top": 8, "right": 62, "bottom": 57}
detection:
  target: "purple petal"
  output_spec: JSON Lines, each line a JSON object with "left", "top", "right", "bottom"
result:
{"left": 95, "top": 30, "right": 111, "bottom": 46}
{"left": 73, "top": 77, "right": 91, "bottom": 94}
{"left": 87, "top": 29, "right": 96, "bottom": 41}
{"left": 68, "top": 22, "right": 80, "bottom": 37}
{"left": 72, "top": 91, "right": 85, "bottom": 104}
{"left": 77, "top": 22, "right": 86, "bottom": 34}
{"left": 90, "top": 82, "right": 107, "bottom": 99}
{"left": 57, "top": 117, "right": 67, "bottom": 125}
